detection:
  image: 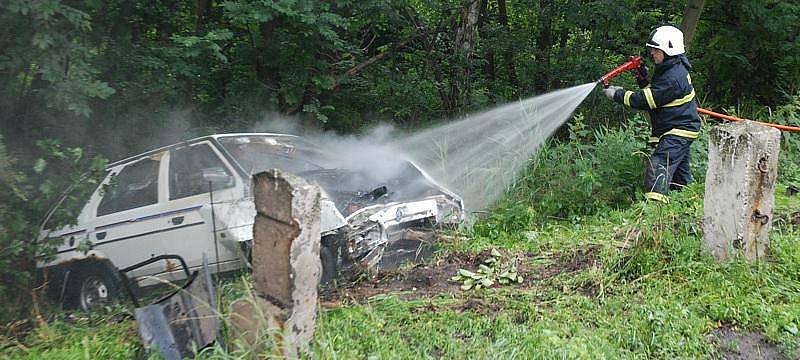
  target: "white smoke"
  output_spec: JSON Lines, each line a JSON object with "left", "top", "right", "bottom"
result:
{"left": 241, "top": 83, "right": 597, "bottom": 212}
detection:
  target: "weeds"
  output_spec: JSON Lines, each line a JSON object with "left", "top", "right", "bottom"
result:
{"left": 450, "top": 249, "right": 524, "bottom": 290}
{"left": 1, "top": 305, "right": 139, "bottom": 359}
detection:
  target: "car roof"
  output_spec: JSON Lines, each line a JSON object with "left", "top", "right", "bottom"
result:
{"left": 108, "top": 133, "right": 299, "bottom": 167}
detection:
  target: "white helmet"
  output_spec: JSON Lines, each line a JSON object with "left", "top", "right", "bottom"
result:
{"left": 646, "top": 25, "right": 685, "bottom": 56}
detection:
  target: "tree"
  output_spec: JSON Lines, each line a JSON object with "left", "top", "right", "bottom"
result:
{"left": 691, "top": 0, "right": 800, "bottom": 105}
{"left": 681, "top": 0, "right": 705, "bottom": 47}
{"left": 0, "top": 1, "right": 115, "bottom": 152}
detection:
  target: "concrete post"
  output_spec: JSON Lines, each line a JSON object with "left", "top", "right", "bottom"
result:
{"left": 230, "top": 169, "right": 321, "bottom": 357}
{"left": 703, "top": 121, "right": 781, "bottom": 261}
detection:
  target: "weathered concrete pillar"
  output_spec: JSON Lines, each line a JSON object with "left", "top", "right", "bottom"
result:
{"left": 703, "top": 121, "right": 781, "bottom": 261}
{"left": 230, "top": 169, "right": 321, "bottom": 357}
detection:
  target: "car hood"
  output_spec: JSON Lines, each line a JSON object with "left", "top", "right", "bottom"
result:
{"left": 297, "top": 164, "right": 453, "bottom": 218}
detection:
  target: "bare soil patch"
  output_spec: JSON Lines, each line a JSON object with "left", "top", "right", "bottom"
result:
{"left": 711, "top": 326, "right": 789, "bottom": 360}
{"left": 320, "top": 252, "right": 476, "bottom": 305}
{"left": 320, "top": 246, "right": 602, "bottom": 306}
{"left": 530, "top": 246, "right": 601, "bottom": 281}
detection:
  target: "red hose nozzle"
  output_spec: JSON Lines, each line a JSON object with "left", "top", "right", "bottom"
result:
{"left": 598, "top": 56, "right": 642, "bottom": 88}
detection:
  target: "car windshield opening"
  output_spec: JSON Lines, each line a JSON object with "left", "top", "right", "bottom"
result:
{"left": 219, "top": 135, "right": 330, "bottom": 175}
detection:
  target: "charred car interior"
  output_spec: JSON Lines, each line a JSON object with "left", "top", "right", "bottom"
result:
{"left": 37, "top": 133, "right": 464, "bottom": 310}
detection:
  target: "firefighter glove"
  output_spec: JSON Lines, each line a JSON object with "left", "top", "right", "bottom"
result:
{"left": 631, "top": 64, "right": 649, "bottom": 88}
{"left": 604, "top": 86, "right": 622, "bottom": 101}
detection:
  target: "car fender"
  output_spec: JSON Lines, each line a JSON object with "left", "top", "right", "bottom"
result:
{"left": 40, "top": 247, "right": 111, "bottom": 268}
{"left": 320, "top": 198, "right": 347, "bottom": 234}
{"left": 38, "top": 252, "right": 121, "bottom": 300}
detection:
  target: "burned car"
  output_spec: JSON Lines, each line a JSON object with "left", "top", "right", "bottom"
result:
{"left": 38, "top": 133, "right": 463, "bottom": 310}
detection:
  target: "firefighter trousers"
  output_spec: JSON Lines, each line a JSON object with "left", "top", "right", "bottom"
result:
{"left": 644, "top": 135, "right": 693, "bottom": 202}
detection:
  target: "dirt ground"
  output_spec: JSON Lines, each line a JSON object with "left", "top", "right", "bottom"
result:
{"left": 319, "top": 251, "right": 477, "bottom": 304}
{"left": 319, "top": 246, "right": 601, "bottom": 305}
{"left": 711, "top": 326, "right": 789, "bottom": 360}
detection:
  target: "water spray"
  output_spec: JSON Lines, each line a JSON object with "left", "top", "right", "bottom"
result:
{"left": 394, "top": 83, "right": 598, "bottom": 211}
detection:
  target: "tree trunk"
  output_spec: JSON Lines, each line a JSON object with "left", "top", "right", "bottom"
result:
{"left": 535, "top": 0, "right": 553, "bottom": 92}
{"left": 195, "top": 0, "right": 212, "bottom": 30}
{"left": 453, "top": 0, "right": 482, "bottom": 110}
{"left": 498, "top": 0, "right": 508, "bottom": 25}
{"left": 680, "top": 0, "right": 705, "bottom": 48}
{"left": 156, "top": 1, "right": 180, "bottom": 43}
{"left": 455, "top": 0, "right": 481, "bottom": 56}
{"left": 255, "top": 17, "right": 285, "bottom": 107}
{"left": 497, "top": 0, "right": 517, "bottom": 87}
{"left": 478, "top": 0, "right": 494, "bottom": 81}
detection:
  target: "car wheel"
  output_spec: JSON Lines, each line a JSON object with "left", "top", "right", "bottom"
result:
{"left": 320, "top": 245, "right": 338, "bottom": 284}
{"left": 67, "top": 267, "right": 119, "bottom": 311}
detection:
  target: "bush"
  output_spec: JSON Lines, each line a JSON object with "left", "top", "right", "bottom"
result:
{"left": 506, "top": 114, "right": 649, "bottom": 223}
{"left": 0, "top": 136, "right": 106, "bottom": 323}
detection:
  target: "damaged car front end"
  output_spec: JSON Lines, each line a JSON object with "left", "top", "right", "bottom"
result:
{"left": 217, "top": 134, "right": 464, "bottom": 278}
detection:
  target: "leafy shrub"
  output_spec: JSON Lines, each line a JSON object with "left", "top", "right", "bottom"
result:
{"left": 469, "top": 202, "right": 536, "bottom": 240}
{"left": 0, "top": 136, "right": 106, "bottom": 323}
{"left": 507, "top": 114, "right": 649, "bottom": 223}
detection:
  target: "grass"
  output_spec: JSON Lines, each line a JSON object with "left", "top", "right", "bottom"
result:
{"left": 3, "top": 121, "right": 800, "bottom": 358}
{"left": 0, "top": 305, "right": 139, "bottom": 359}
{"left": 302, "top": 184, "right": 799, "bottom": 359}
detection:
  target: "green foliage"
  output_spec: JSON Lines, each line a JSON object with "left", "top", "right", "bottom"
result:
{"left": 506, "top": 114, "right": 648, "bottom": 223}
{"left": 0, "top": 0, "right": 793, "bottom": 160}
{"left": 771, "top": 93, "right": 800, "bottom": 184}
{"left": 172, "top": 30, "right": 234, "bottom": 63}
{"left": 0, "top": 135, "right": 106, "bottom": 323}
{"left": 608, "top": 184, "right": 706, "bottom": 281}
{"left": 692, "top": 0, "right": 800, "bottom": 106}
{"left": 450, "top": 249, "right": 524, "bottom": 290}
{"left": 1, "top": 305, "right": 139, "bottom": 359}
{"left": 0, "top": 0, "right": 114, "bottom": 121}
{"left": 469, "top": 202, "right": 536, "bottom": 242}
{"left": 0, "top": 1, "right": 672, "bottom": 153}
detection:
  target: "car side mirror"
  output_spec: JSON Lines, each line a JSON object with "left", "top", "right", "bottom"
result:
{"left": 201, "top": 167, "right": 234, "bottom": 188}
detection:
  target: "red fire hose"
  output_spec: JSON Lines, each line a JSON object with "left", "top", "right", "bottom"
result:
{"left": 697, "top": 108, "right": 800, "bottom": 132}
{"left": 599, "top": 57, "right": 800, "bottom": 132}
{"left": 598, "top": 56, "right": 642, "bottom": 88}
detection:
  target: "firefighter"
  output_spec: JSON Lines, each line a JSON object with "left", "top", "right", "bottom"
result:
{"left": 603, "top": 25, "right": 701, "bottom": 203}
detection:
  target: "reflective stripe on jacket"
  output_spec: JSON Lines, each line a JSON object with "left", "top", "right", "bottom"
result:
{"left": 613, "top": 55, "right": 701, "bottom": 143}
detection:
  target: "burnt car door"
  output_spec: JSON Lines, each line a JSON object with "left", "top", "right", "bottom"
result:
{"left": 162, "top": 141, "right": 245, "bottom": 276}
{"left": 87, "top": 153, "right": 173, "bottom": 280}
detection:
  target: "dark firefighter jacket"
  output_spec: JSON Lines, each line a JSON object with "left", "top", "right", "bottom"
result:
{"left": 613, "top": 55, "right": 701, "bottom": 143}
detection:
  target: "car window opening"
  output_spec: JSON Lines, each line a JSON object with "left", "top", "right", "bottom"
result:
{"left": 97, "top": 158, "right": 160, "bottom": 216}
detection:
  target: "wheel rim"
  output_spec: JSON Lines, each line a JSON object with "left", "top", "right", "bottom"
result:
{"left": 79, "top": 276, "right": 109, "bottom": 310}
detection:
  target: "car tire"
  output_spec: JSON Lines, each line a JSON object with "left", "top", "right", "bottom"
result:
{"left": 320, "top": 245, "right": 338, "bottom": 284}
{"left": 65, "top": 266, "right": 120, "bottom": 311}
